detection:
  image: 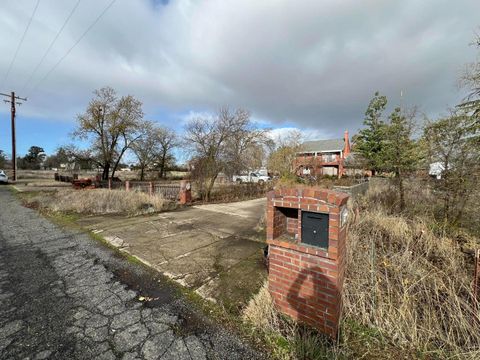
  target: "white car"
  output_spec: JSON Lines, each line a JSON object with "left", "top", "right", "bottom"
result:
{"left": 232, "top": 172, "right": 271, "bottom": 184}
{"left": 0, "top": 170, "right": 8, "bottom": 184}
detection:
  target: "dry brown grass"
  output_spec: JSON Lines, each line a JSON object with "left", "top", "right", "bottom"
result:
{"left": 243, "top": 283, "right": 336, "bottom": 360}
{"left": 25, "top": 189, "right": 169, "bottom": 215}
{"left": 344, "top": 180, "right": 480, "bottom": 359}
{"left": 244, "top": 179, "right": 480, "bottom": 359}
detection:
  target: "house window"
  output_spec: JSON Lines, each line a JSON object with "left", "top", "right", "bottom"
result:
{"left": 322, "top": 153, "right": 336, "bottom": 162}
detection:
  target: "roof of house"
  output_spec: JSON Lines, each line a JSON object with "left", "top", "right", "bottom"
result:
{"left": 300, "top": 138, "right": 345, "bottom": 153}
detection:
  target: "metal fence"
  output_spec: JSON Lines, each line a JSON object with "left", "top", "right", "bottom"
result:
{"left": 154, "top": 184, "right": 181, "bottom": 201}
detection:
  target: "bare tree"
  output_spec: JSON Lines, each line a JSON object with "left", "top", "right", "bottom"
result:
{"left": 157, "top": 127, "right": 177, "bottom": 179}
{"left": 184, "top": 107, "right": 266, "bottom": 201}
{"left": 73, "top": 87, "right": 144, "bottom": 180}
{"left": 131, "top": 121, "right": 177, "bottom": 180}
{"left": 458, "top": 34, "right": 480, "bottom": 119}
{"left": 0, "top": 150, "right": 6, "bottom": 168}
{"left": 267, "top": 129, "right": 304, "bottom": 178}
{"left": 423, "top": 111, "right": 480, "bottom": 225}
{"left": 131, "top": 121, "right": 157, "bottom": 181}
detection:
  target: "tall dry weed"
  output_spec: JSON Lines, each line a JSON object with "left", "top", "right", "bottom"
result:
{"left": 244, "top": 179, "right": 479, "bottom": 359}
{"left": 32, "top": 189, "right": 168, "bottom": 215}
{"left": 344, "top": 181, "right": 480, "bottom": 358}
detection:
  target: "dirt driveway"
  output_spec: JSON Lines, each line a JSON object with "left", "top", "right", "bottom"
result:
{"left": 76, "top": 198, "right": 268, "bottom": 312}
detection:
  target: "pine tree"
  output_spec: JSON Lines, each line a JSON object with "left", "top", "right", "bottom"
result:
{"left": 383, "top": 107, "right": 419, "bottom": 211}
{"left": 355, "top": 92, "right": 388, "bottom": 175}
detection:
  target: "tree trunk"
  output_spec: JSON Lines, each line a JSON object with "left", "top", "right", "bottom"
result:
{"left": 159, "top": 152, "right": 167, "bottom": 179}
{"left": 397, "top": 171, "right": 405, "bottom": 211}
{"left": 102, "top": 163, "right": 110, "bottom": 180}
{"left": 205, "top": 174, "right": 218, "bottom": 202}
{"left": 140, "top": 166, "right": 145, "bottom": 181}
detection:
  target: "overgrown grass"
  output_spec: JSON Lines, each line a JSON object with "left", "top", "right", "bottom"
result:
{"left": 243, "top": 283, "right": 338, "bottom": 359}
{"left": 19, "top": 188, "right": 171, "bottom": 215}
{"left": 344, "top": 180, "right": 480, "bottom": 359}
{"left": 243, "top": 179, "right": 480, "bottom": 359}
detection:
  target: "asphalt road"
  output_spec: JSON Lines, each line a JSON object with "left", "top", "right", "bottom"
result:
{"left": 0, "top": 187, "right": 262, "bottom": 360}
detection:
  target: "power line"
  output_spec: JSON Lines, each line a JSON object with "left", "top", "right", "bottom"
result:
{"left": 20, "top": 0, "right": 82, "bottom": 94}
{"left": 0, "top": 0, "right": 41, "bottom": 90}
{"left": 27, "top": 0, "right": 117, "bottom": 97}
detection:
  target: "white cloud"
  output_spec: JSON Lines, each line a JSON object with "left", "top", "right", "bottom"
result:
{"left": 267, "top": 127, "right": 330, "bottom": 143}
{"left": 0, "top": 0, "right": 478, "bottom": 135}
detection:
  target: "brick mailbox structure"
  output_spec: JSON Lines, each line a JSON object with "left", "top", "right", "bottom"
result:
{"left": 266, "top": 187, "right": 349, "bottom": 338}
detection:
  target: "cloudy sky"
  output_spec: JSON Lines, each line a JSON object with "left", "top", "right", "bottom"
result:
{"left": 0, "top": 0, "right": 479, "bottom": 158}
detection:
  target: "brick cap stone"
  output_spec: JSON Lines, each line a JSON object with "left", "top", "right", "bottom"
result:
{"left": 268, "top": 187, "right": 349, "bottom": 207}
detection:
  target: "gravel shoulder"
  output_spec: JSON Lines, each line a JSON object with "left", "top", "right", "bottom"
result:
{"left": 0, "top": 187, "right": 263, "bottom": 360}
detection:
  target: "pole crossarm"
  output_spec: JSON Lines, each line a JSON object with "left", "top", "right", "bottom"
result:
{"left": 0, "top": 92, "right": 27, "bottom": 101}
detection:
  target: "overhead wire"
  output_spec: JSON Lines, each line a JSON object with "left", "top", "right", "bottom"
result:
{"left": 27, "top": 0, "right": 117, "bottom": 97}
{"left": 1, "top": 0, "right": 41, "bottom": 90}
{"left": 20, "top": 0, "right": 82, "bottom": 94}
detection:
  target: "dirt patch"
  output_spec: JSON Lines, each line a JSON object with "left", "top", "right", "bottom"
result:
{"left": 109, "top": 265, "right": 175, "bottom": 307}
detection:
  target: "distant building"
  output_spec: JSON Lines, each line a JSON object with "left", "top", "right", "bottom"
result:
{"left": 429, "top": 162, "right": 445, "bottom": 179}
{"left": 294, "top": 130, "right": 351, "bottom": 178}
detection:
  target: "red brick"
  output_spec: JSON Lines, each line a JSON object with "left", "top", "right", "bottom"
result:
{"left": 267, "top": 187, "right": 345, "bottom": 339}
{"left": 327, "top": 193, "right": 336, "bottom": 204}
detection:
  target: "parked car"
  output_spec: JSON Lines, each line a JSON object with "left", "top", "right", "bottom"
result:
{"left": 232, "top": 172, "right": 271, "bottom": 184}
{"left": 0, "top": 170, "right": 8, "bottom": 184}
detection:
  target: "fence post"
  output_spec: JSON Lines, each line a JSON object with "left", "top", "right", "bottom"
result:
{"left": 108, "top": 178, "right": 112, "bottom": 190}
{"left": 125, "top": 180, "right": 130, "bottom": 192}
{"left": 179, "top": 180, "right": 192, "bottom": 204}
{"left": 149, "top": 182, "right": 154, "bottom": 196}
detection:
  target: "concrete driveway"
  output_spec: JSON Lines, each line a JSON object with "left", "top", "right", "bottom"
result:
{"left": 76, "top": 198, "right": 268, "bottom": 310}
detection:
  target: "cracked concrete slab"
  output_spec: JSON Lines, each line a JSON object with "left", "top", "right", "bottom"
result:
{"left": 76, "top": 198, "right": 269, "bottom": 307}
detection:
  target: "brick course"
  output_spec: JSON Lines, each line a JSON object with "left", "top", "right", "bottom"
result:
{"left": 266, "top": 187, "right": 348, "bottom": 338}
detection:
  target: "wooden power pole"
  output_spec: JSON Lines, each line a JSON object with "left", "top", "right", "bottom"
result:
{"left": 1, "top": 91, "right": 27, "bottom": 181}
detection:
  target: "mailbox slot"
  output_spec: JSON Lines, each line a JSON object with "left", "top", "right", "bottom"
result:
{"left": 301, "top": 211, "right": 329, "bottom": 249}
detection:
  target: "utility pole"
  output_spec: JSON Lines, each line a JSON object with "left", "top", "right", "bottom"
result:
{"left": 1, "top": 91, "right": 27, "bottom": 181}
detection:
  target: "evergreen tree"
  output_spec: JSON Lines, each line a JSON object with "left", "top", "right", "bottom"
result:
{"left": 355, "top": 92, "right": 388, "bottom": 175}
{"left": 383, "top": 107, "right": 419, "bottom": 211}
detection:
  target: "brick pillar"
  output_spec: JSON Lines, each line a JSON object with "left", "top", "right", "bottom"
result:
{"left": 125, "top": 180, "right": 130, "bottom": 192}
{"left": 149, "top": 182, "right": 154, "bottom": 196}
{"left": 266, "top": 187, "right": 349, "bottom": 338}
{"left": 179, "top": 180, "right": 192, "bottom": 204}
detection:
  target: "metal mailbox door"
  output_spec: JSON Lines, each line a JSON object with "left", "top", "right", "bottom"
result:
{"left": 301, "top": 211, "right": 329, "bottom": 249}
